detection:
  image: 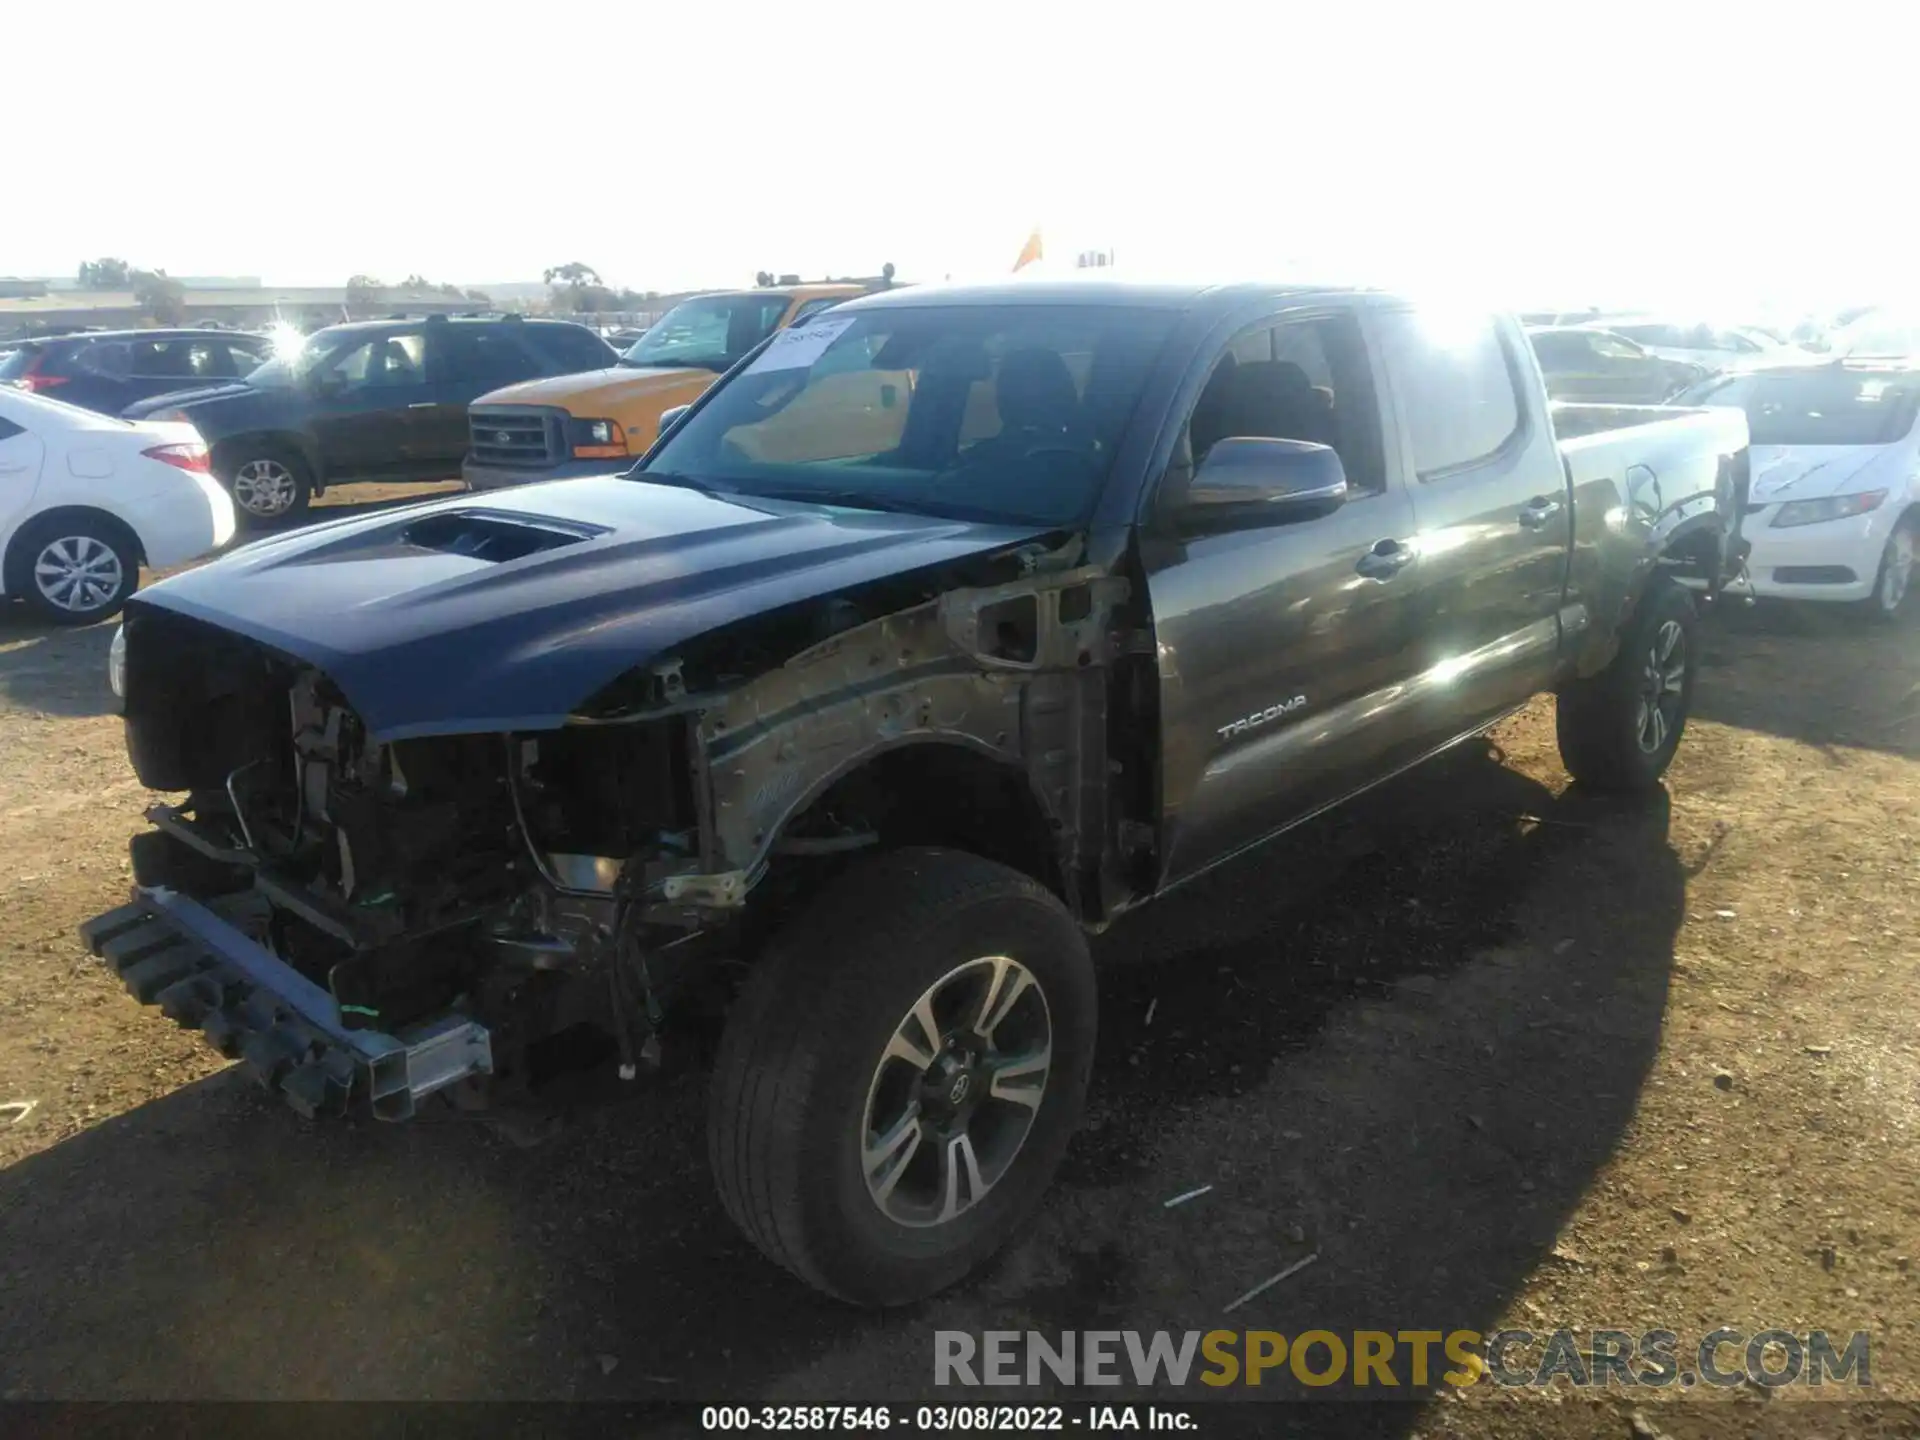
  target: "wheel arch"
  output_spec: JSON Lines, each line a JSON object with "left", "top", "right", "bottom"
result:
{"left": 210, "top": 431, "right": 321, "bottom": 487}
{"left": 763, "top": 736, "right": 1067, "bottom": 903}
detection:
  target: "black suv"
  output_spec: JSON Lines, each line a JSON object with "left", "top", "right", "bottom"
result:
{"left": 123, "top": 315, "right": 617, "bottom": 524}
{"left": 0, "top": 329, "right": 272, "bottom": 416}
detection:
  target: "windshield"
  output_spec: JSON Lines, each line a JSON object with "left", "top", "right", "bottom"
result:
{"left": 1685, "top": 370, "right": 1920, "bottom": 446}
{"left": 621, "top": 294, "right": 793, "bottom": 371}
{"left": 642, "top": 303, "right": 1177, "bottom": 526}
{"left": 245, "top": 328, "right": 348, "bottom": 388}
{"left": 1838, "top": 319, "right": 1920, "bottom": 357}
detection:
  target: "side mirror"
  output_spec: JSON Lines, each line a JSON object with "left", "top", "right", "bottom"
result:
{"left": 1182, "top": 437, "right": 1348, "bottom": 527}
{"left": 656, "top": 404, "right": 691, "bottom": 439}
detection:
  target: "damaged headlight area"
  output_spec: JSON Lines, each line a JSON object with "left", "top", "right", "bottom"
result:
{"left": 96, "top": 607, "right": 727, "bottom": 1119}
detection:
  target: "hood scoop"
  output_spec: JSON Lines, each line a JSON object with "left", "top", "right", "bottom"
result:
{"left": 397, "top": 508, "right": 608, "bottom": 564}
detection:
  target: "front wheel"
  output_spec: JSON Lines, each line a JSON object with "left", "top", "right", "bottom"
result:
{"left": 1861, "top": 518, "right": 1916, "bottom": 624}
{"left": 1556, "top": 574, "right": 1698, "bottom": 791}
{"left": 708, "top": 847, "right": 1096, "bottom": 1306}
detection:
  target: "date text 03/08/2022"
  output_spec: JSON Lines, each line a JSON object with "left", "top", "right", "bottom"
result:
{"left": 700, "top": 1405, "right": 1197, "bottom": 1432}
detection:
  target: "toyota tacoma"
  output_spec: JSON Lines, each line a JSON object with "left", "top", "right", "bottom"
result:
{"left": 84, "top": 279, "right": 1749, "bottom": 1306}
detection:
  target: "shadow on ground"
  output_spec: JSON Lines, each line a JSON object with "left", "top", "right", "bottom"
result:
{"left": 1693, "top": 598, "right": 1920, "bottom": 756}
{"left": 0, "top": 615, "right": 117, "bottom": 718}
{"left": 0, "top": 735, "right": 1683, "bottom": 1432}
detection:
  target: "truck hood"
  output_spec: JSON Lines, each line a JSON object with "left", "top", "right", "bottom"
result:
{"left": 130, "top": 476, "right": 1051, "bottom": 741}
{"left": 1748, "top": 444, "right": 1896, "bottom": 502}
{"left": 476, "top": 364, "right": 710, "bottom": 408}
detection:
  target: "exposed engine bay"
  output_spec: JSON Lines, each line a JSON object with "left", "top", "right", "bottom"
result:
{"left": 94, "top": 536, "right": 1135, "bottom": 1118}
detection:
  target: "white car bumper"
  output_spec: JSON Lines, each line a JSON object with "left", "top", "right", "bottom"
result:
{"left": 1736, "top": 500, "right": 1899, "bottom": 603}
{"left": 134, "top": 473, "right": 236, "bottom": 570}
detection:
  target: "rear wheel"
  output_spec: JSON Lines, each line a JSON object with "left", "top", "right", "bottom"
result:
{"left": 708, "top": 847, "right": 1096, "bottom": 1306}
{"left": 1556, "top": 574, "right": 1697, "bottom": 791}
{"left": 1861, "top": 518, "right": 1916, "bottom": 624}
{"left": 7, "top": 514, "right": 139, "bottom": 625}
{"left": 221, "top": 445, "right": 312, "bottom": 526}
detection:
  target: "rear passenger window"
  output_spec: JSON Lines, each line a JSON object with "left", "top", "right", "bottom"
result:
{"left": 433, "top": 327, "right": 543, "bottom": 387}
{"left": 1376, "top": 310, "right": 1522, "bottom": 477}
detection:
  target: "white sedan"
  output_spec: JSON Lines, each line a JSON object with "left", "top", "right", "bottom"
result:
{"left": 1681, "top": 365, "right": 1919, "bottom": 619}
{"left": 0, "top": 385, "right": 235, "bottom": 625}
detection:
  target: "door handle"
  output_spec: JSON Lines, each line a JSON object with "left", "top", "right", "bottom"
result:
{"left": 1355, "top": 538, "right": 1415, "bottom": 580}
{"left": 1518, "top": 496, "right": 1564, "bottom": 529}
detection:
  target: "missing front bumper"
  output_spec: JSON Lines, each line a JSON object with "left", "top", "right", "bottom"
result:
{"left": 79, "top": 888, "right": 492, "bottom": 1121}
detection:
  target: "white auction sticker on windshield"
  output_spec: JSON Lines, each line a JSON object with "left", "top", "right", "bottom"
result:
{"left": 747, "top": 316, "right": 859, "bottom": 374}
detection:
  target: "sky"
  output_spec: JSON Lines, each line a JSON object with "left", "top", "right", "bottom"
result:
{"left": 9, "top": 0, "right": 1919, "bottom": 320}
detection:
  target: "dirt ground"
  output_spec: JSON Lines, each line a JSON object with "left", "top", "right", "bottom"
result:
{"left": 1, "top": 487, "right": 1917, "bottom": 1437}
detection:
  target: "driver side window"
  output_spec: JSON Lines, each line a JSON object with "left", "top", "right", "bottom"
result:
{"left": 1167, "top": 312, "right": 1384, "bottom": 507}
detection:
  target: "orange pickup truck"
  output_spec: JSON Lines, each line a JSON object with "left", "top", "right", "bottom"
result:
{"left": 463, "top": 283, "right": 870, "bottom": 491}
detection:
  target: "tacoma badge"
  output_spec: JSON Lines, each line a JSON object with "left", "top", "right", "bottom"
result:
{"left": 1217, "top": 694, "right": 1307, "bottom": 741}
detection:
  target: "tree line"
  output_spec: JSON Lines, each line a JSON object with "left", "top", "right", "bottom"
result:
{"left": 63, "top": 257, "right": 898, "bottom": 327}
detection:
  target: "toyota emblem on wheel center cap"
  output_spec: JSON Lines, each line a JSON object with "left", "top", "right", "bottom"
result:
{"left": 947, "top": 1074, "right": 972, "bottom": 1105}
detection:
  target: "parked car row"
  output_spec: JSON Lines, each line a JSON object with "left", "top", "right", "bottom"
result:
{"left": 4, "top": 282, "right": 878, "bottom": 541}
{"left": 124, "top": 314, "right": 619, "bottom": 522}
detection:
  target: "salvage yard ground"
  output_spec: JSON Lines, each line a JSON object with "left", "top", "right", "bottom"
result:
{"left": 1, "top": 485, "right": 1918, "bottom": 1438}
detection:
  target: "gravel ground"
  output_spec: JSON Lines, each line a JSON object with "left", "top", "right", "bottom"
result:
{"left": 0, "top": 493, "right": 1917, "bottom": 1437}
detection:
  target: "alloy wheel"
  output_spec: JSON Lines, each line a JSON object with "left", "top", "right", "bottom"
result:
{"left": 232, "top": 458, "right": 298, "bottom": 517}
{"left": 861, "top": 954, "right": 1052, "bottom": 1228}
{"left": 1880, "top": 528, "right": 1914, "bottom": 614}
{"left": 33, "top": 535, "right": 125, "bottom": 615}
{"left": 1634, "top": 618, "right": 1687, "bottom": 754}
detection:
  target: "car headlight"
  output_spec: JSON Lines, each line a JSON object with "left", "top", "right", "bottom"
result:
{"left": 108, "top": 623, "right": 127, "bottom": 701}
{"left": 567, "top": 417, "right": 630, "bottom": 460}
{"left": 143, "top": 409, "right": 189, "bottom": 424}
{"left": 1770, "top": 490, "right": 1888, "bottom": 528}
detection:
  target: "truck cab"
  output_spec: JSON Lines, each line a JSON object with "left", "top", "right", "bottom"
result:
{"left": 463, "top": 283, "right": 872, "bottom": 491}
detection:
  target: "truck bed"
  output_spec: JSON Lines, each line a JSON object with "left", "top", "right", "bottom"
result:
{"left": 1549, "top": 401, "right": 1751, "bottom": 675}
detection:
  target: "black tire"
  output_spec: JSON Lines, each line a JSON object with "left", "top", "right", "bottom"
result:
{"left": 218, "top": 444, "right": 312, "bottom": 526}
{"left": 1556, "top": 574, "right": 1698, "bottom": 791}
{"left": 6, "top": 513, "right": 140, "bottom": 625}
{"left": 709, "top": 847, "right": 1096, "bottom": 1306}
{"left": 1859, "top": 517, "right": 1916, "bottom": 625}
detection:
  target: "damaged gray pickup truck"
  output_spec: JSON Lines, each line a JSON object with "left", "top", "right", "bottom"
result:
{"left": 84, "top": 279, "right": 1749, "bottom": 1305}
